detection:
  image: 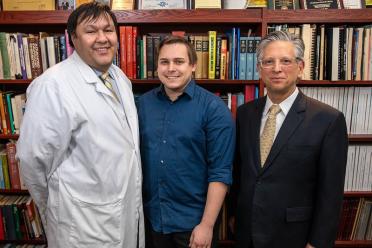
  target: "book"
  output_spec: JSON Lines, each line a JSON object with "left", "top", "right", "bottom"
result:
{"left": 194, "top": 35, "right": 203, "bottom": 79}
{"left": 220, "top": 38, "right": 227, "bottom": 80}
{"left": 28, "top": 36, "right": 43, "bottom": 78}
{"left": 0, "top": 33, "right": 11, "bottom": 79}
{"left": 208, "top": 31, "right": 217, "bottom": 79}
{"left": 201, "top": 35, "right": 209, "bottom": 79}
{"left": 6, "top": 142, "right": 21, "bottom": 189}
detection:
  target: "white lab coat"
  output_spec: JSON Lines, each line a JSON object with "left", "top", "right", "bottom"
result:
{"left": 16, "top": 51, "right": 144, "bottom": 248}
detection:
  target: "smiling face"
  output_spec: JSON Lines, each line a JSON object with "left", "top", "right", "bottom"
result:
{"left": 72, "top": 14, "right": 118, "bottom": 73}
{"left": 259, "top": 40, "right": 304, "bottom": 103}
{"left": 157, "top": 43, "right": 196, "bottom": 101}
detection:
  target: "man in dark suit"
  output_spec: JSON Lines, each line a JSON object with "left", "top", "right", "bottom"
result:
{"left": 232, "top": 31, "right": 348, "bottom": 248}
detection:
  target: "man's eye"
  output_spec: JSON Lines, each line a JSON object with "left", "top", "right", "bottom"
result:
{"left": 160, "top": 61, "right": 169, "bottom": 65}
{"left": 175, "top": 61, "right": 184, "bottom": 65}
{"left": 263, "top": 60, "right": 274, "bottom": 65}
{"left": 281, "top": 59, "right": 292, "bottom": 65}
{"left": 86, "top": 30, "right": 95, "bottom": 34}
{"left": 105, "top": 29, "right": 114, "bottom": 33}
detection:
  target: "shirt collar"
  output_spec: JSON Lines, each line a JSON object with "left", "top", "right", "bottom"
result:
{"left": 156, "top": 79, "right": 195, "bottom": 100}
{"left": 92, "top": 67, "right": 113, "bottom": 78}
{"left": 263, "top": 87, "right": 299, "bottom": 117}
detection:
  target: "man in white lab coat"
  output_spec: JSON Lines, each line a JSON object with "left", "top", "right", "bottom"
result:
{"left": 16, "top": 2, "right": 144, "bottom": 248}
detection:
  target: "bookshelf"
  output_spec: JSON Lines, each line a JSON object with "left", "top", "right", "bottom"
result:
{"left": 0, "top": 7, "right": 371, "bottom": 247}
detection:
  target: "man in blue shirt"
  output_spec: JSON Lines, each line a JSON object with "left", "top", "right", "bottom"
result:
{"left": 137, "top": 36, "right": 235, "bottom": 248}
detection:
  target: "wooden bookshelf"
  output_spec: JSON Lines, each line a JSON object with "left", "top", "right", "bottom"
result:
{"left": 0, "top": 7, "right": 370, "bottom": 248}
{"left": 0, "top": 239, "right": 45, "bottom": 245}
{"left": 335, "top": 240, "right": 372, "bottom": 247}
{"left": 0, "top": 189, "right": 29, "bottom": 194}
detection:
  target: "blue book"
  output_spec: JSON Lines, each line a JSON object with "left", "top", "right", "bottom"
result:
{"left": 238, "top": 36, "right": 247, "bottom": 80}
{"left": 253, "top": 37, "right": 261, "bottom": 80}
{"left": 246, "top": 37, "right": 255, "bottom": 80}
{"left": 235, "top": 28, "right": 241, "bottom": 80}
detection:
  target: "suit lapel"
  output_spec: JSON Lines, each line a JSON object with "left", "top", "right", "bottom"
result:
{"left": 252, "top": 97, "right": 266, "bottom": 173}
{"left": 260, "top": 92, "right": 307, "bottom": 174}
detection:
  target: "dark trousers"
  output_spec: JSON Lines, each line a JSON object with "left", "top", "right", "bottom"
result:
{"left": 145, "top": 218, "right": 220, "bottom": 248}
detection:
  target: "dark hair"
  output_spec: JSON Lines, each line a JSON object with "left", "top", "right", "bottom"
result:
{"left": 157, "top": 36, "right": 197, "bottom": 65}
{"left": 67, "top": 1, "right": 118, "bottom": 48}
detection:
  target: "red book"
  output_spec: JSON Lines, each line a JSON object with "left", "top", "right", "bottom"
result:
{"left": 231, "top": 94, "right": 237, "bottom": 119}
{"left": 125, "top": 26, "right": 133, "bottom": 78}
{"left": 244, "top": 85, "right": 255, "bottom": 103}
{"left": 119, "top": 26, "right": 127, "bottom": 75}
{"left": 132, "top": 26, "right": 138, "bottom": 79}
{"left": 6, "top": 142, "right": 21, "bottom": 189}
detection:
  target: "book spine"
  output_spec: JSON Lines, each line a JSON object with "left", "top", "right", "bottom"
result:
{"left": 208, "top": 31, "right": 217, "bottom": 79}
{"left": 215, "top": 35, "right": 222, "bottom": 79}
{"left": 6, "top": 142, "right": 21, "bottom": 189}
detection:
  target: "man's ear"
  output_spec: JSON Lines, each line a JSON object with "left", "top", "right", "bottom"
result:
{"left": 297, "top": 60, "right": 305, "bottom": 79}
{"left": 191, "top": 63, "right": 197, "bottom": 72}
{"left": 71, "top": 33, "right": 77, "bottom": 46}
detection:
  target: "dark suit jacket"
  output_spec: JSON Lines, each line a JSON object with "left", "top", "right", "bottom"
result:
{"left": 233, "top": 91, "right": 348, "bottom": 248}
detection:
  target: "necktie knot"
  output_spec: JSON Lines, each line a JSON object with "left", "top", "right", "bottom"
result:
{"left": 100, "top": 72, "right": 119, "bottom": 101}
{"left": 268, "top": 104, "right": 281, "bottom": 116}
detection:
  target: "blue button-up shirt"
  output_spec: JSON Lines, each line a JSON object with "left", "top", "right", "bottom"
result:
{"left": 138, "top": 80, "right": 235, "bottom": 234}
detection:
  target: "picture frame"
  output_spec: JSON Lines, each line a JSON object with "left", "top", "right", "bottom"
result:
{"left": 301, "top": 0, "right": 342, "bottom": 9}
{"left": 138, "top": 0, "right": 188, "bottom": 9}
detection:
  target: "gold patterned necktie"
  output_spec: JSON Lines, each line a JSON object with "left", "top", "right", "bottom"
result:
{"left": 100, "top": 72, "right": 119, "bottom": 101}
{"left": 260, "top": 104, "right": 281, "bottom": 167}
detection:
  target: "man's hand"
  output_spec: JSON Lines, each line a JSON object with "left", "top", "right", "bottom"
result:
{"left": 189, "top": 222, "right": 213, "bottom": 248}
{"left": 305, "top": 243, "right": 315, "bottom": 248}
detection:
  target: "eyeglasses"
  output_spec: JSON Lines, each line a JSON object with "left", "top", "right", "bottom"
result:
{"left": 260, "top": 57, "right": 300, "bottom": 69}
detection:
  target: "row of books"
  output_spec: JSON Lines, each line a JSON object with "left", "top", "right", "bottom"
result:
{"left": 301, "top": 87, "right": 372, "bottom": 134}
{"left": 0, "top": 32, "right": 73, "bottom": 80}
{"left": 337, "top": 197, "right": 372, "bottom": 241}
{"left": 119, "top": 26, "right": 261, "bottom": 80}
{"left": 0, "top": 195, "right": 44, "bottom": 241}
{"left": 0, "top": 92, "right": 26, "bottom": 135}
{"left": 219, "top": 85, "right": 259, "bottom": 118}
{"left": 344, "top": 145, "right": 372, "bottom": 192}
{"left": 269, "top": 24, "right": 372, "bottom": 81}
{"left": 0, "top": 142, "right": 25, "bottom": 191}
{"left": 1, "top": 25, "right": 371, "bottom": 82}
{"left": 2, "top": 0, "right": 370, "bottom": 11}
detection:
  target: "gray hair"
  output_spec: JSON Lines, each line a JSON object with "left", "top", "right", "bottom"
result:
{"left": 257, "top": 31, "right": 305, "bottom": 63}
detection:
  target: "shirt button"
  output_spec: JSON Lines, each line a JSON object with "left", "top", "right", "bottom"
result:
{"left": 163, "top": 140, "right": 167, "bottom": 144}
{"left": 160, "top": 160, "right": 164, "bottom": 164}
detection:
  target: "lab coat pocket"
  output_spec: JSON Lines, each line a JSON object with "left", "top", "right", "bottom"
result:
{"left": 69, "top": 197, "right": 123, "bottom": 247}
